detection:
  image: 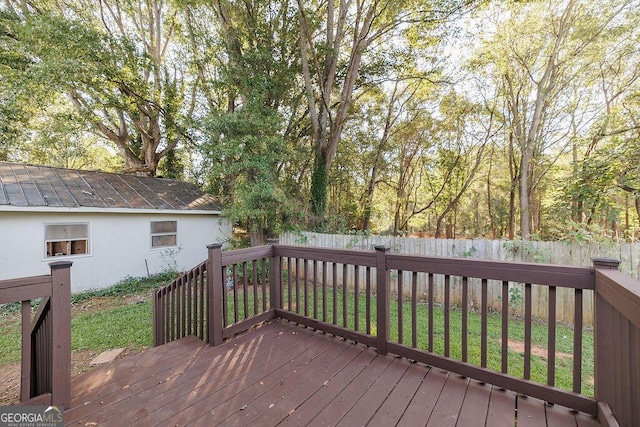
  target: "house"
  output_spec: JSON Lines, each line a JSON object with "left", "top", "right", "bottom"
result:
{"left": 0, "top": 162, "right": 230, "bottom": 292}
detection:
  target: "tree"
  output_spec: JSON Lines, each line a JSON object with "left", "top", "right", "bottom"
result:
{"left": 297, "top": 0, "right": 471, "bottom": 226}
{"left": 1, "top": 0, "right": 195, "bottom": 176}
{"left": 471, "top": 0, "right": 636, "bottom": 238}
{"left": 199, "top": 0, "right": 302, "bottom": 245}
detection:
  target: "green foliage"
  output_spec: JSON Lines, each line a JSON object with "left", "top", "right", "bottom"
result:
{"left": 69, "top": 272, "right": 178, "bottom": 305}
{"left": 310, "top": 152, "right": 328, "bottom": 228}
{"left": 503, "top": 240, "right": 551, "bottom": 263}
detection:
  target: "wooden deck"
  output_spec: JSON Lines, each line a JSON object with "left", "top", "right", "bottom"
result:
{"left": 66, "top": 319, "right": 602, "bottom": 427}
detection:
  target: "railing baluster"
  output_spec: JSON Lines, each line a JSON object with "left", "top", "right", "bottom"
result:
{"left": 412, "top": 272, "right": 417, "bottom": 348}
{"left": 502, "top": 280, "right": 509, "bottom": 374}
{"left": 200, "top": 264, "right": 205, "bottom": 339}
{"left": 21, "top": 300, "right": 31, "bottom": 401}
{"left": 180, "top": 274, "right": 186, "bottom": 338}
{"left": 287, "top": 257, "right": 292, "bottom": 312}
{"left": 315, "top": 261, "right": 319, "bottom": 320}
{"left": 548, "top": 285, "right": 557, "bottom": 387}
{"left": 354, "top": 265, "right": 359, "bottom": 331}
{"left": 253, "top": 261, "right": 258, "bottom": 316}
{"left": 444, "top": 275, "right": 450, "bottom": 357}
{"left": 261, "top": 258, "right": 267, "bottom": 312}
{"left": 428, "top": 273, "right": 434, "bottom": 353}
{"left": 573, "top": 288, "right": 583, "bottom": 393}
{"left": 165, "top": 287, "right": 170, "bottom": 344}
{"left": 462, "top": 276, "right": 468, "bottom": 363}
{"left": 295, "top": 258, "right": 300, "bottom": 314}
{"left": 398, "top": 270, "right": 404, "bottom": 344}
{"left": 170, "top": 279, "right": 175, "bottom": 341}
{"left": 222, "top": 266, "right": 228, "bottom": 327}
{"left": 365, "top": 266, "right": 371, "bottom": 335}
{"left": 333, "top": 262, "right": 338, "bottom": 325}
{"left": 243, "top": 262, "right": 249, "bottom": 319}
{"left": 342, "top": 264, "right": 348, "bottom": 328}
{"left": 187, "top": 271, "right": 193, "bottom": 336}
{"left": 305, "top": 259, "right": 310, "bottom": 317}
{"left": 232, "top": 264, "right": 239, "bottom": 324}
{"left": 524, "top": 283, "right": 532, "bottom": 380}
{"left": 322, "top": 261, "right": 328, "bottom": 322}
{"left": 481, "top": 278, "right": 488, "bottom": 368}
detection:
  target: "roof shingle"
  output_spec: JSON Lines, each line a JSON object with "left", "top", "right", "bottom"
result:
{"left": 0, "top": 162, "right": 222, "bottom": 212}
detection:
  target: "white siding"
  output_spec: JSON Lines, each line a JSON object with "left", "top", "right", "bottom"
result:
{"left": 0, "top": 211, "right": 231, "bottom": 292}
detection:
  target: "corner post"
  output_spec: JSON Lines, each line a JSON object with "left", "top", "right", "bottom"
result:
{"left": 592, "top": 257, "right": 620, "bottom": 406}
{"left": 375, "top": 246, "right": 390, "bottom": 354}
{"left": 207, "top": 244, "right": 224, "bottom": 346}
{"left": 49, "top": 261, "right": 72, "bottom": 408}
{"left": 267, "top": 238, "right": 281, "bottom": 311}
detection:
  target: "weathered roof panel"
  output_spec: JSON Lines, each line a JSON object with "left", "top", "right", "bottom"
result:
{"left": 0, "top": 162, "right": 222, "bottom": 212}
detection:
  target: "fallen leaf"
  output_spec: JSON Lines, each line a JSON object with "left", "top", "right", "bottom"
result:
{"left": 240, "top": 404, "right": 248, "bottom": 410}
{"left": 269, "top": 404, "right": 275, "bottom": 409}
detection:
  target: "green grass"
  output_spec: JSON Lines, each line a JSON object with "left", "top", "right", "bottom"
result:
{"left": 226, "top": 284, "right": 595, "bottom": 397}
{"left": 71, "top": 302, "right": 153, "bottom": 351}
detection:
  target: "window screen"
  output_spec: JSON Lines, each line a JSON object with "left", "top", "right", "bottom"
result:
{"left": 151, "top": 221, "right": 177, "bottom": 248}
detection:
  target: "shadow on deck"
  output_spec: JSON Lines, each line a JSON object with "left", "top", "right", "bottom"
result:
{"left": 66, "top": 319, "right": 600, "bottom": 427}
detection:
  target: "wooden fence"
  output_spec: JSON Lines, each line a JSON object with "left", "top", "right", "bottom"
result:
{"left": 281, "top": 232, "right": 640, "bottom": 325}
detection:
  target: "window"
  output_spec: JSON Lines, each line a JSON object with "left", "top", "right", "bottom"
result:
{"left": 45, "top": 223, "right": 89, "bottom": 257}
{"left": 151, "top": 221, "right": 177, "bottom": 248}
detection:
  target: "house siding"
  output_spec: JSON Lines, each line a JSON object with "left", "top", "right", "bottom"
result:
{"left": 0, "top": 210, "right": 231, "bottom": 292}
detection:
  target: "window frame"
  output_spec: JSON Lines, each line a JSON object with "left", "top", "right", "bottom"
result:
{"left": 150, "top": 220, "right": 178, "bottom": 249}
{"left": 44, "top": 222, "right": 90, "bottom": 258}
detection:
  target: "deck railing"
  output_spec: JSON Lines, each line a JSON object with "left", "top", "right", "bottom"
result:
{"left": 593, "top": 259, "right": 640, "bottom": 427}
{"left": 153, "top": 260, "right": 208, "bottom": 346}
{"left": 154, "top": 242, "right": 640, "bottom": 425}
{"left": 0, "top": 262, "right": 71, "bottom": 407}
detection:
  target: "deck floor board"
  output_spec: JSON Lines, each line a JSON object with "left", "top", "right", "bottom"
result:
{"left": 66, "top": 319, "right": 601, "bottom": 427}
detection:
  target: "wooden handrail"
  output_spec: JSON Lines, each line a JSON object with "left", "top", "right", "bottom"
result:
{"left": 594, "top": 258, "right": 639, "bottom": 427}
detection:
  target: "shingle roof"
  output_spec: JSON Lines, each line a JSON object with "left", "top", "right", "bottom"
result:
{"left": 0, "top": 162, "right": 222, "bottom": 212}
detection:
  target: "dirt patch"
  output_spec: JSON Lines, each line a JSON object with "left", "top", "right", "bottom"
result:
{"left": 0, "top": 362, "right": 20, "bottom": 406}
{"left": 501, "top": 339, "right": 572, "bottom": 359}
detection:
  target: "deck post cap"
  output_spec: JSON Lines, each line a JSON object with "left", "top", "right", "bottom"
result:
{"left": 49, "top": 261, "right": 73, "bottom": 269}
{"left": 207, "top": 243, "right": 223, "bottom": 249}
{"left": 592, "top": 257, "right": 620, "bottom": 268}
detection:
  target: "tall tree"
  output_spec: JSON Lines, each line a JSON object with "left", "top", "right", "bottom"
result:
{"left": 1, "top": 0, "right": 195, "bottom": 176}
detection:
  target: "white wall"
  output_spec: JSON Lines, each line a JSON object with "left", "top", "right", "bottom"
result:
{"left": 0, "top": 210, "right": 231, "bottom": 292}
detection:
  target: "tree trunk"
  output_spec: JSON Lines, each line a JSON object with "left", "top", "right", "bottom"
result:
{"left": 310, "top": 150, "right": 328, "bottom": 228}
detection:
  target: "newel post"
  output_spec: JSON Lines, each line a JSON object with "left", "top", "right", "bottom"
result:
{"left": 375, "top": 246, "right": 390, "bottom": 354}
{"left": 267, "top": 238, "right": 281, "bottom": 311}
{"left": 592, "top": 257, "right": 620, "bottom": 406}
{"left": 49, "top": 261, "right": 72, "bottom": 408}
{"left": 207, "top": 244, "right": 224, "bottom": 346}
